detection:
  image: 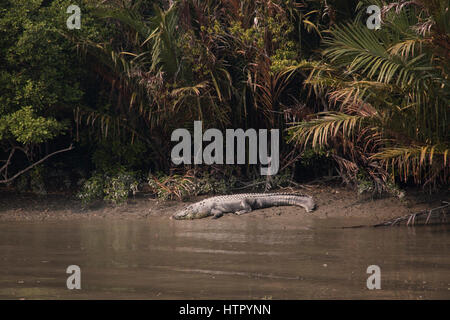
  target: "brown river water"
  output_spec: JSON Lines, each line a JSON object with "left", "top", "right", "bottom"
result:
{"left": 0, "top": 216, "right": 449, "bottom": 299}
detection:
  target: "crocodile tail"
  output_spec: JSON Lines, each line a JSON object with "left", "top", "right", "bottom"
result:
{"left": 285, "top": 195, "right": 315, "bottom": 211}
{"left": 259, "top": 194, "right": 316, "bottom": 212}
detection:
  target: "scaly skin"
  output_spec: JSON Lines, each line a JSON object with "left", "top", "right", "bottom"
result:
{"left": 172, "top": 193, "right": 316, "bottom": 220}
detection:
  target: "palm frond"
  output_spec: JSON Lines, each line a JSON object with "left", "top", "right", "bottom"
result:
{"left": 372, "top": 144, "right": 450, "bottom": 184}
{"left": 288, "top": 112, "right": 376, "bottom": 149}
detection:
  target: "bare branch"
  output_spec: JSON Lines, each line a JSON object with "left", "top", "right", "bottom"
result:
{"left": 0, "top": 144, "right": 74, "bottom": 184}
{"left": 0, "top": 147, "right": 17, "bottom": 178}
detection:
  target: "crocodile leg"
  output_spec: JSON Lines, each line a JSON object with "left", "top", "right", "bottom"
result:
{"left": 234, "top": 199, "right": 252, "bottom": 215}
{"left": 211, "top": 208, "right": 224, "bottom": 219}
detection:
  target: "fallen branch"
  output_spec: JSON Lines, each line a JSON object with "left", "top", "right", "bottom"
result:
{"left": 0, "top": 144, "right": 74, "bottom": 184}
{"left": 342, "top": 201, "right": 450, "bottom": 228}
{"left": 373, "top": 201, "right": 449, "bottom": 227}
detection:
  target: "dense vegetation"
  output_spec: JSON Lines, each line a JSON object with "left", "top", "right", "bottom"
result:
{"left": 0, "top": 0, "right": 448, "bottom": 203}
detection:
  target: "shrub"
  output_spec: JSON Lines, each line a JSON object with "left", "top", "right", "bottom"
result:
{"left": 77, "top": 169, "right": 139, "bottom": 205}
{"left": 76, "top": 173, "right": 105, "bottom": 205}
{"left": 103, "top": 171, "right": 139, "bottom": 204}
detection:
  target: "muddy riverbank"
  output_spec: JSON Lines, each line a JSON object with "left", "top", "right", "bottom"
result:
{"left": 1, "top": 185, "right": 447, "bottom": 227}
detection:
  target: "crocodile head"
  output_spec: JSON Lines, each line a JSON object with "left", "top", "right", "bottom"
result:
{"left": 172, "top": 203, "right": 211, "bottom": 220}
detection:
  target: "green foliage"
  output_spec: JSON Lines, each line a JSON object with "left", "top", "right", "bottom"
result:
{"left": 0, "top": 0, "right": 120, "bottom": 186}
{"left": 356, "top": 172, "right": 375, "bottom": 195}
{"left": 1, "top": 106, "right": 67, "bottom": 144}
{"left": 103, "top": 171, "right": 139, "bottom": 204}
{"left": 0, "top": 0, "right": 86, "bottom": 114}
{"left": 77, "top": 169, "right": 139, "bottom": 205}
{"left": 77, "top": 173, "right": 105, "bottom": 204}
{"left": 0, "top": 0, "right": 84, "bottom": 183}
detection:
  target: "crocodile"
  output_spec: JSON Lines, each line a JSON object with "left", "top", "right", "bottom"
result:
{"left": 172, "top": 193, "right": 316, "bottom": 220}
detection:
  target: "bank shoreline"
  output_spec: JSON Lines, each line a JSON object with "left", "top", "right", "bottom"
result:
{"left": 0, "top": 185, "right": 448, "bottom": 226}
